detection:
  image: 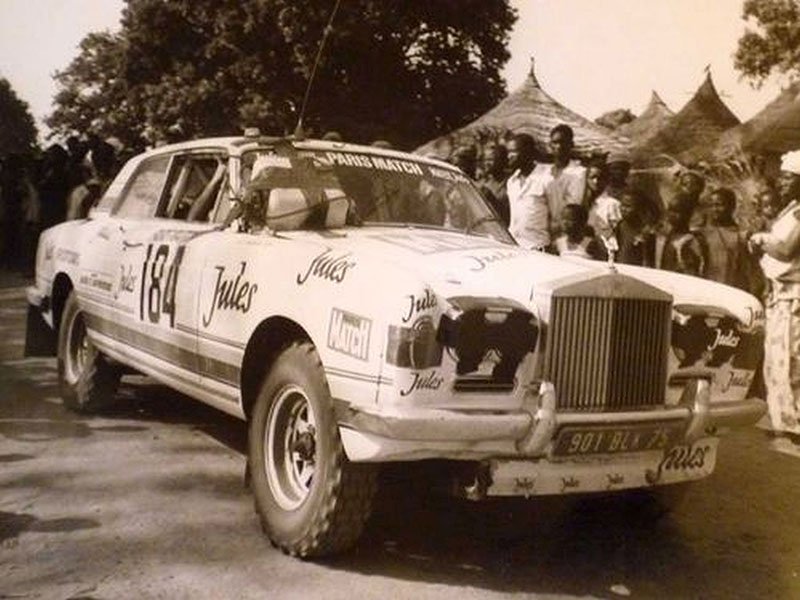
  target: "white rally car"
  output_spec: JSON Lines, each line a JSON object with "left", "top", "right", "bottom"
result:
{"left": 26, "top": 133, "right": 766, "bottom": 557}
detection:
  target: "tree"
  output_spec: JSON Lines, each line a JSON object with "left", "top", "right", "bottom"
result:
{"left": 0, "top": 77, "right": 38, "bottom": 155}
{"left": 734, "top": 0, "right": 800, "bottom": 86}
{"left": 47, "top": 0, "right": 517, "bottom": 151}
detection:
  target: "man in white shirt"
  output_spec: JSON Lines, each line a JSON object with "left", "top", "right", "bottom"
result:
{"left": 545, "top": 124, "right": 586, "bottom": 237}
{"left": 506, "top": 133, "right": 550, "bottom": 250}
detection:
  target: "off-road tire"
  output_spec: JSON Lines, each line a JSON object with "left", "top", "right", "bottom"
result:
{"left": 57, "top": 291, "right": 120, "bottom": 413}
{"left": 249, "top": 341, "right": 377, "bottom": 558}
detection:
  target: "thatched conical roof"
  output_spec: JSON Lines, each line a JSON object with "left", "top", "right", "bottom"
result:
{"left": 714, "top": 80, "right": 800, "bottom": 159}
{"left": 416, "top": 59, "right": 631, "bottom": 159}
{"left": 617, "top": 91, "right": 674, "bottom": 144}
{"left": 633, "top": 73, "right": 740, "bottom": 165}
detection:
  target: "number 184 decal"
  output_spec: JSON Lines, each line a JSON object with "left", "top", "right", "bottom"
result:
{"left": 140, "top": 243, "right": 185, "bottom": 327}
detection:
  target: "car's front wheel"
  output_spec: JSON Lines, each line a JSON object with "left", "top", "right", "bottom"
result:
{"left": 249, "top": 341, "right": 377, "bottom": 558}
{"left": 57, "top": 291, "right": 119, "bottom": 413}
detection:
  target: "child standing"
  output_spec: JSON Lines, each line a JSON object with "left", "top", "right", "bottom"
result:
{"left": 615, "top": 189, "right": 655, "bottom": 266}
{"left": 553, "top": 203, "right": 603, "bottom": 259}
{"left": 654, "top": 192, "right": 706, "bottom": 276}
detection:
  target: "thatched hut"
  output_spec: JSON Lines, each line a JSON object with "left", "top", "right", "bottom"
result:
{"left": 714, "top": 79, "right": 800, "bottom": 161}
{"left": 416, "top": 59, "right": 631, "bottom": 160}
{"left": 617, "top": 91, "right": 674, "bottom": 146}
{"left": 633, "top": 73, "right": 739, "bottom": 166}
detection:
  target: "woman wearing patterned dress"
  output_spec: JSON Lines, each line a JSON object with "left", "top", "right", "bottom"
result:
{"left": 749, "top": 157, "right": 800, "bottom": 442}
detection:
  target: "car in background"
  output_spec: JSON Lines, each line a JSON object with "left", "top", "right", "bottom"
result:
{"left": 26, "top": 133, "right": 766, "bottom": 557}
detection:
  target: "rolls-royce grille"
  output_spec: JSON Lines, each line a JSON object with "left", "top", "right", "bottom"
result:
{"left": 543, "top": 296, "right": 671, "bottom": 412}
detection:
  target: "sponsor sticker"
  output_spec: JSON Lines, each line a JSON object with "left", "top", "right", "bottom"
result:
{"left": 201, "top": 261, "right": 258, "bottom": 327}
{"left": 401, "top": 289, "right": 437, "bottom": 323}
{"left": 399, "top": 369, "right": 445, "bottom": 396}
{"left": 324, "top": 151, "right": 425, "bottom": 176}
{"left": 297, "top": 249, "right": 356, "bottom": 285}
{"left": 464, "top": 249, "right": 520, "bottom": 272}
{"left": 118, "top": 264, "right": 137, "bottom": 295}
{"left": 327, "top": 308, "right": 371, "bottom": 361}
{"left": 646, "top": 439, "right": 718, "bottom": 484}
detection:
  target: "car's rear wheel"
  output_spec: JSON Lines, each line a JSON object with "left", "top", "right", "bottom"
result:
{"left": 57, "top": 291, "right": 119, "bottom": 413}
{"left": 249, "top": 340, "right": 377, "bottom": 558}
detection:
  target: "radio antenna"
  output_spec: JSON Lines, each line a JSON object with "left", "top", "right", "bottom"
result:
{"left": 294, "top": 0, "right": 342, "bottom": 140}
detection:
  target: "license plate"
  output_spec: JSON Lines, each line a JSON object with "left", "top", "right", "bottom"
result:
{"left": 553, "top": 422, "right": 686, "bottom": 457}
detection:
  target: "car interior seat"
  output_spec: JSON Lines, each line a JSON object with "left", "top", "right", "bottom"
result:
{"left": 265, "top": 188, "right": 311, "bottom": 230}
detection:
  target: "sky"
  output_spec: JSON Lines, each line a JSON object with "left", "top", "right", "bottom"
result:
{"left": 0, "top": 0, "right": 788, "bottom": 140}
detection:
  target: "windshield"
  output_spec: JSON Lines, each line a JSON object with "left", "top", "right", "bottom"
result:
{"left": 241, "top": 147, "right": 514, "bottom": 244}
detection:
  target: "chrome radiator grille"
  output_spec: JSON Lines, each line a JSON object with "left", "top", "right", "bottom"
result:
{"left": 543, "top": 295, "right": 671, "bottom": 412}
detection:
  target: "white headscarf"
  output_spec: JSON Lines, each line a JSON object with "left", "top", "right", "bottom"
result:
{"left": 780, "top": 150, "right": 800, "bottom": 174}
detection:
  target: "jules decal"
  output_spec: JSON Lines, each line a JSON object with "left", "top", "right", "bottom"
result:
{"left": 514, "top": 477, "right": 536, "bottom": 494}
{"left": 606, "top": 473, "right": 625, "bottom": 489}
{"left": 401, "top": 289, "right": 437, "bottom": 323}
{"left": 648, "top": 443, "right": 712, "bottom": 484}
{"left": 327, "top": 309, "right": 372, "bottom": 361}
{"left": 560, "top": 476, "right": 580, "bottom": 492}
{"left": 202, "top": 262, "right": 258, "bottom": 327}
{"left": 118, "top": 264, "right": 137, "bottom": 294}
{"left": 465, "top": 249, "right": 519, "bottom": 272}
{"left": 707, "top": 328, "right": 741, "bottom": 352}
{"left": 399, "top": 370, "right": 445, "bottom": 396}
{"left": 296, "top": 249, "right": 356, "bottom": 285}
{"left": 719, "top": 369, "right": 752, "bottom": 393}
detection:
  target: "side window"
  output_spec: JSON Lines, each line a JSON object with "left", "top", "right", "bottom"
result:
{"left": 162, "top": 154, "right": 226, "bottom": 222}
{"left": 95, "top": 159, "right": 138, "bottom": 213}
{"left": 115, "top": 155, "right": 171, "bottom": 219}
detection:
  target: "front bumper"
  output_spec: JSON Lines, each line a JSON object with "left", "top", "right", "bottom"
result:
{"left": 336, "top": 379, "right": 766, "bottom": 462}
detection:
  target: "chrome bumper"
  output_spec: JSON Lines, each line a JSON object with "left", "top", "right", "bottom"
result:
{"left": 336, "top": 380, "right": 766, "bottom": 461}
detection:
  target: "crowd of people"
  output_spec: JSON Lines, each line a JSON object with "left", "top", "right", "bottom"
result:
{"left": 0, "top": 135, "right": 122, "bottom": 274}
{"left": 443, "top": 123, "right": 797, "bottom": 303}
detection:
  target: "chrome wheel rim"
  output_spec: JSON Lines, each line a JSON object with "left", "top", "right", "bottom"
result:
{"left": 265, "top": 384, "right": 317, "bottom": 511}
{"left": 65, "top": 310, "right": 90, "bottom": 385}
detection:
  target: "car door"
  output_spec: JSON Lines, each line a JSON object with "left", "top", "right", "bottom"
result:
{"left": 81, "top": 151, "right": 173, "bottom": 372}
{"left": 111, "top": 150, "right": 228, "bottom": 396}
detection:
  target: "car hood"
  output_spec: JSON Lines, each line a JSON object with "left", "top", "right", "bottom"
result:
{"left": 283, "top": 227, "right": 762, "bottom": 325}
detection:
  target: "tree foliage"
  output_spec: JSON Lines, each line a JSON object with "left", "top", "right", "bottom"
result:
{"left": 735, "top": 0, "right": 800, "bottom": 86}
{"left": 0, "top": 78, "right": 38, "bottom": 155}
{"left": 47, "top": 0, "right": 517, "bottom": 151}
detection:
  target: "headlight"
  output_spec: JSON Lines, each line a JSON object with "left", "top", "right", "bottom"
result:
{"left": 436, "top": 296, "right": 538, "bottom": 382}
{"left": 386, "top": 316, "right": 443, "bottom": 369}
